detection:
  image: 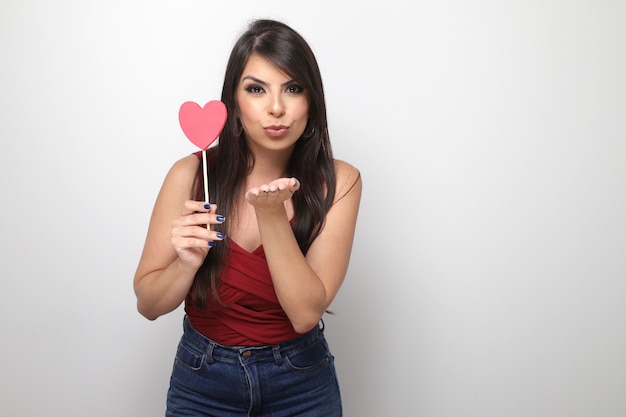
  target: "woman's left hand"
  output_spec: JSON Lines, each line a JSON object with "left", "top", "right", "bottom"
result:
{"left": 245, "top": 177, "right": 300, "bottom": 208}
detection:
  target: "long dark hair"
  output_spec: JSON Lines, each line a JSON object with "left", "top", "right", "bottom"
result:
{"left": 189, "top": 19, "right": 336, "bottom": 309}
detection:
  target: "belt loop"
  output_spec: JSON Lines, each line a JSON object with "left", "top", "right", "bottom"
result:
{"left": 206, "top": 341, "right": 215, "bottom": 364}
{"left": 272, "top": 345, "right": 283, "bottom": 365}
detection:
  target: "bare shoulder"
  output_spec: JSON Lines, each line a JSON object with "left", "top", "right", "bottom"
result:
{"left": 333, "top": 159, "right": 362, "bottom": 201}
{"left": 155, "top": 153, "right": 200, "bottom": 203}
{"left": 166, "top": 154, "right": 200, "bottom": 183}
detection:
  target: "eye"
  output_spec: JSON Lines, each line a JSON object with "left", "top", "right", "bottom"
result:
{"left": 244, "top": 85, "right": 265, "bottom": 95}
{"left": 285, "top": 84, "right": 305, "bottom": 94}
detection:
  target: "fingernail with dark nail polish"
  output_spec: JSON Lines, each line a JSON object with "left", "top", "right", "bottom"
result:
{"left": 216, "top": 215, "right": 225, "bottom": 222}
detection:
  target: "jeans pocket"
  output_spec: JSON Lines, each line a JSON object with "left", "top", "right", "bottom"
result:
{"left": 174, "top": 341, "right": 205, "bottom": 371}
{"left": 284, "top": 340, "right": 332, "bottom": 372}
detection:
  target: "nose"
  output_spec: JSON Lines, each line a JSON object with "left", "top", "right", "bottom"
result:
{"left": 268, "top": 93, "right": 286, "bottom": 118}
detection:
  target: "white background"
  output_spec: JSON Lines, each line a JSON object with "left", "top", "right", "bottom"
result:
{"left": 1, "top": 1, "right": 625, "bottom": 416}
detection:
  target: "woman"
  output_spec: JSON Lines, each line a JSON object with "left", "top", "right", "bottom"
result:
{"left": 134, "top": 19, "right": 362, "bottom": 416}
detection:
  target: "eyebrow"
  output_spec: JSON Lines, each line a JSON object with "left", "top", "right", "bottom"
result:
{"left": 241, "top": 75, "right": 296, "bottom": 88}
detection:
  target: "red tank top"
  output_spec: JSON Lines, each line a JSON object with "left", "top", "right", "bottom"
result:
{"left": 185, "top": 240, "right": 303, "bottom": 346}
{"left": 184, "top": 151, "right": 302, "bottom": 346}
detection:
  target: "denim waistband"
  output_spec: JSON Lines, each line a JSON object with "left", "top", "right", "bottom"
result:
{"left": 181, "top": 315, "right": 324, "bottom": 365}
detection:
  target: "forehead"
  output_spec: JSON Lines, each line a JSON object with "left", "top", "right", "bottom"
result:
{"left": 240, "top": 54, "right": 291, "bottom": 82}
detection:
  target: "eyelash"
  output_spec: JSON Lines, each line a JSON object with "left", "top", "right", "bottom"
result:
{"left": 244, "top": 85, "right": 264, "bottom": 94}
{"left": 244, "top": 84, "right": 305, "bottom": 95}
{"left": 286, "top": 84, "right": 305, "bottom": 94}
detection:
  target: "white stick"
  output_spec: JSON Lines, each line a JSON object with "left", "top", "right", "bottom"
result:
{"left": 202, "top": 149, "right": 209, "bottom": 203}
{"left": 202, "top": 149, "right": 210, "bottom": 230}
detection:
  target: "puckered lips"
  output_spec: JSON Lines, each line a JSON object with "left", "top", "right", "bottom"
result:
{"left": 263, "top": 124, "right": 289, "bottom": 137}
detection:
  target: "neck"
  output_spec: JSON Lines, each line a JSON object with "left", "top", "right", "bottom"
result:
{"left": 248, "top": 149, "right": 292, "bottom": 183}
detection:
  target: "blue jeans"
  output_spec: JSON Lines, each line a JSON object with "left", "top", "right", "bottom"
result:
{"left": 166, "top": 316, "right": 342, "bottom": 417}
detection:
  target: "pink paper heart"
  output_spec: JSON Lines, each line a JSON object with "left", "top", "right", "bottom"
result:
{"left": 178, "top": 100, "right": 228, "bottom": 150}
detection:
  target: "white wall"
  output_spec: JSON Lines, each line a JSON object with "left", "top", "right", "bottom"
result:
{"left": 1, "top": 1, "right": 624, "bottom": 416}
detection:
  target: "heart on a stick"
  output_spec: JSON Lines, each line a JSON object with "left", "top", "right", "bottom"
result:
{"left": 179, "top": 100, "right": 228, "bottom": 150}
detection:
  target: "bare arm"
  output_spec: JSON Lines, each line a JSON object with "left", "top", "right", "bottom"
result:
{"left": 133, "top": 155, "right": 225, "bottom": 320}
{"left": 246, "top": 160, "right": 362, "bottom": 333}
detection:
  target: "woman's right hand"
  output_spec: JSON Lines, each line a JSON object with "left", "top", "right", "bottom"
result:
{"left": 171, "top": 200, "right": 226, "bottom": 269}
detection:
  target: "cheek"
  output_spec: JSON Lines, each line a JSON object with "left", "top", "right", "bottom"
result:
{"left": 294, "top": 99, "right": 310, "bottom": 120}
{"left": 236, "top": 92, "right": 262, "bottom": 121}
{"left": 236, "top": 97, "right": 253, "bottom": 120}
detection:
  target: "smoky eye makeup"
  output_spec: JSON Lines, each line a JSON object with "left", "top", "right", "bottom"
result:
{"left": 243, "top": 84, "right": 265, "bottom": 94}
{"left": 285, "top": 83, "right": 305, "bottom": 94}
{"left": 240, "top": 75, "right": 305, "bottom": 96}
